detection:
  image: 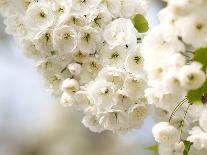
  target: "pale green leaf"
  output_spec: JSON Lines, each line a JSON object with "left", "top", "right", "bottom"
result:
{"left": 146, "top": 144, "right": 159, "bottom": 154}
{"left": 132, "top": 14, "right": 149, "bottom": 33}
{"left": 183, "top": 141, "right": 193, "bottom": 155}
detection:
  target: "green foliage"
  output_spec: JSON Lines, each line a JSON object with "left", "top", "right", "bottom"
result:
{"left": 132, "top": 14, "right": 149, "bottom": 33}
{"left": 183, "top": 141, "right": 193, "bottom": 155}
{"left": 146, "top": 144, "right": 159, "bottom": 155}
{"left": 193, "top": 47, "right": 207, "bottom": 71}
{"left": 187, "top": 80, "right": 207, "bottom": 104}
{"left": 187, "top": 47, "right": 207, "bottom": 104}
{"left": 193, "top": 47, "right": 207, "bottom": 72}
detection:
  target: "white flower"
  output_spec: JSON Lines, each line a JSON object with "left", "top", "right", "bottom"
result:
{"left": 52, "top": 0, "right": 72, "bottom": 24}
{"left": 60, "top": 92, "right": 75, "bottom": 107}
{"left": 82, "top": 114, "right": 104, "bottom": 133}
{"left": 175, "top": 14, "right": 207, "bottom": 48}
{"left": 53, "top": 25, "right": 77, "bottom": 53}
{"left": 97, "top": 67, "right": 125, "bottom": 89}
{"left": 168, "top": 53, "right": 186, "bottom": 68}
{"left": 114, "top": 91, "right": 133, "bottom": 111}
{"left": 61, "top": 78, "right": 79, "bottom": 94}
{"left": 33, "top": 29, "right": 54, "bottom": 53}
{"left": 152, "top": 122, "right": 180, "bottom": 144}
{"left": 89, "top": 5, "right": 112, "bottom": 28}
{"left": 4, "top": 14, "right": 27, "bottom": 37}
{"left": 67, "top": 63, "right": 82, "bottom": 75}
{"left": 101, "top": 45, "right": 128, "bottom": 68}
{"left": 159, "top": 142, "right": 184, "bottom": 155}
{"left": 188, "top": 127, "right": 207, "bottom": 150}
{"left": 199, "top": 107, "right": 207, "bottom": 133}
{"left": 63, "top": 13, "right": 87, "bottom": 27}
{"left": 72, "top": 0, "right": 101, "bottom": 15}
{"left": 103, "top": 18, "right": 137, "bottom": 48}
{"left": 102, "top": 0, "right": 121, "bottom": 17}
{"left": 74, "top": 91, "right": 94, "bottom": 112}
{"left": 20, "top": 39, "right": 41, "bottom": 59}
{"left": 75, "top": 59, "right": 102, "bottom": 85}
{"left": 26, "top": 2, "right": 54, "bottom": 30}
{"left": 78, "top": 27, "right": 102, "bottom": 54}
{"left": 179, "top": 62, "right": 206, "bottom": 90}
{"left": 125, "top": 46, "right": 144, "bottom": 75}
{"left": 145, "top": 87, "right": 185, "bottom": 111}
{"left": 72, "top": 49, "right": 89, "bottom": 63}
{"left": 162, "top": 70, "right": 183, "bottom": 92}
{"left": 120, "top": 0, "right": 147, "bottom": 18}
{"left": 86, "top": 79, "right": 116, "bottom": 112}
{"left": 98, "top": 110, "right": 128, "bottom": 130}
{"left": 128, "top": 103, "right": 148, "bottom": 128}
{"left": 141, "top": 25, "right": 185, "bottom": 72}
{"left": 123, "top": 75, "right": 147, "bottom": 100}
{"left": 17, "top": 0, "right": 38, "bottom": 12}
{"left": 168, "top": 0, "right": 195, "bottom": 16}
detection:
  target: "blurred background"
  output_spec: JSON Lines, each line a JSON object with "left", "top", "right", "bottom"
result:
{"left": 0, "top": 1, "right": 164, "bottom": 155}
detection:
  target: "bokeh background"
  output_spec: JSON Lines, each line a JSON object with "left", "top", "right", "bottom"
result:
{"left": 0, "top": 1, "right": 164, "bottom": 155}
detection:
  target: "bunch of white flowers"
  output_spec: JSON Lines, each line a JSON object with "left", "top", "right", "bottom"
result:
{"left": 142, "top": 0, "right": 207, "bottom": 154}
{"left": 2, "top": 0, "right": 207, "bottom": 154}
{"left": 0, "top": 0, "right": 149, "bottom": 132}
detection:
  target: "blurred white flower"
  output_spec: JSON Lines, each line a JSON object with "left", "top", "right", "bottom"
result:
{"left": 4, "top": 14, "right": 27, "bottom": 37}
{"left": 179, "top": 62, "right": 206, "bottom": 90}
{"left": 82, "top": 113, "right": 104, "bottom": 133}
{"left": 152, "top": 122, "right": 180, "bottom": 144}
{"left": 62, "top": 78, "right": 79, "bottom": 94}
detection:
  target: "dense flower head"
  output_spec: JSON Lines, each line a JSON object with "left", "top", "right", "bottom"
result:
{"left": 0, "top": 0, "right": 149, "bottom": 132}
{"left": 1, "top": 0, "right": 207, "bottom": 154}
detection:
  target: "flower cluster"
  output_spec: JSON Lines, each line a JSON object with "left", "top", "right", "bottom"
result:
{"left": 0, "top": 0, "right": 149, "bottom": 132}
{"left": 142, "top": 0, "right": 207, "bottom": 154}
{"left": 2, "top": 0, "right": 207, "bottom": 154}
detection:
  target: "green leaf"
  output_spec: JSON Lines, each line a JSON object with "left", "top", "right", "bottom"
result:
{"left": 146, "top": 144, "right": 159, "bottom": 154}
{"left": 187, "top": 80, "right": 207, "bottom": 104}
{"left": 132, "top": 14, "right": 149, "bottom": 33}
{"left": 193, "top": 47, "right": 207, "bottom": 71}
{"left": 187, "top": 47, "right": 207, "bottom": 104}
{"left": 183, "top": 141, "right": 193, "bottom": 155}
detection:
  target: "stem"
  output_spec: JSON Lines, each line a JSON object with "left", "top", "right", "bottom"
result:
{"left": 179, "top": 103, "right": 191, "bottom": 137}
{"left": 169, "top": 98, "right": 187, "bottom": 123}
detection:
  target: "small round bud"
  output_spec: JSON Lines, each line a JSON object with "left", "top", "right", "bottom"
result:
{"left": 68, "top": 63, "right": 82, "bottom": 75}
{"left": 62, "top": 78, "right": 79, "bottom": 94}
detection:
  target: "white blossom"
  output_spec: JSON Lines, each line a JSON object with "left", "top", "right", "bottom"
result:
{"left": 62, "top": 78, "right": 79, "bottom": 94}
{"left": 103, "top": 18, "right": 137, "bottom": 48}
{"left": 26, "top": 2, "right": 54, "bottom": 30}
{"left": 179, "top": 62, "right": 206, "bottom": 90}
{"left": 152, "top": 122, "right": 180, "bottom": 144}
{"left": 53, "top": 25, "right": 78, "bottom": 53}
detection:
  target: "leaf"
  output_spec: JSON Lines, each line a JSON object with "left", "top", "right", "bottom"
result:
{"left": 132, "top": 14, "right": 149, "bottom": 33}
{"left": 187, "top": 47, "right": 207, "bottom": 104}
{"left": 193, "top": 47, "right": 207, "bottom": 71}
{"left": 187, "top": 80, "right": 207, "bottom": 104}
{"left": 146, "top": 144, "right": 159, "bottom": 154}
{"left": 183, "top": 141, "right": 193, "bottom": 155}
